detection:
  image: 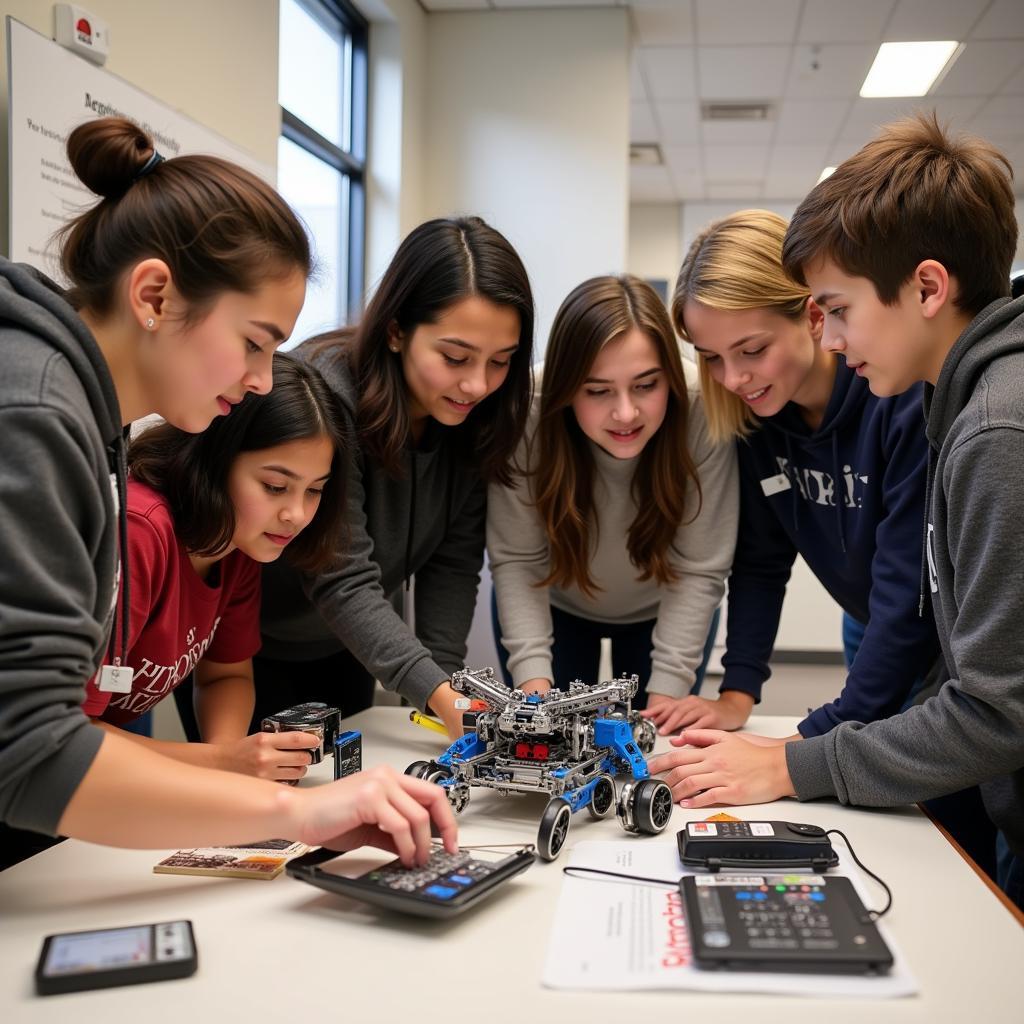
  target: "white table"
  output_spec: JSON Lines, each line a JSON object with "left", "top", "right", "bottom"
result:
{"left": 2, "top": 710, "right": 1021, "bottom": 1022}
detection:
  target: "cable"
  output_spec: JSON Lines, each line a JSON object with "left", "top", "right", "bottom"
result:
{"left": 826, "top": 828, "right": 893, "bottom": 919}
{"left": 562, "top": 866, "right": 677, "bottom": 888}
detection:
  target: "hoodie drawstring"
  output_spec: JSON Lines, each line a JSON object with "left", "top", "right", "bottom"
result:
{"left": 832, "top": 431, "right": 847, "bottom": 554}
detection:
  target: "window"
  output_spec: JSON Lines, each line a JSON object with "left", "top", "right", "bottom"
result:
{"left": 278, "top": 0, "right": 367, "bottom": 346}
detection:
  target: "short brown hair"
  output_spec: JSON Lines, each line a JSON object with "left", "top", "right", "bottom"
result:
{"left": 782, "top": 112, "right": 1017, "bottom": 316}
{"left": 60, "top": 117, "right": 312, "bottom": 320}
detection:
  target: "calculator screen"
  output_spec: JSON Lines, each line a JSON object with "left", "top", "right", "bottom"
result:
{"left": 43, "top": 927, "right": 152, "bottom": 976}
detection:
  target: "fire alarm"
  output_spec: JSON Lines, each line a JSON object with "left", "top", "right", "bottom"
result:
{"left": 54, "top": 4, "right": 111, "bottom": 65}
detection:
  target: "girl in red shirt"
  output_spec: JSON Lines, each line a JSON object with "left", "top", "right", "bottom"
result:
{"left": 82, "top": 354, "right": 348, "bottom": 782}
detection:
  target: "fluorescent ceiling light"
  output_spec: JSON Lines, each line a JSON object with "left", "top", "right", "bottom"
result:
{"left": 860, "top": 41, "right": 961, "bottom": 98}
{"left": 817, "top": 166, "right": 837, "bottom": 184}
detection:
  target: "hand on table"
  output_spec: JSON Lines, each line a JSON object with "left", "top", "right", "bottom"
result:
{"left": 641, "top": 690, "right": 754, "bottom": 735}
{"left": 216, "top": 730, "right": 319, "bottom": 781}
{"left": 646, "top": 729, "right": 796, "bottom": 808}
{"left": 291, "top": 764, "right": 458, "bottom": 867}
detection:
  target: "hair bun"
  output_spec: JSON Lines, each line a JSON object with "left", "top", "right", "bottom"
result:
{"left": 67, "top": 116, "right": 155, "bottom": 199}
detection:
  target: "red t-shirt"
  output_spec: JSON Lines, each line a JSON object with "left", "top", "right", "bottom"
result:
{"left": 82, "top": 481, "right": 262, "bottom": 725}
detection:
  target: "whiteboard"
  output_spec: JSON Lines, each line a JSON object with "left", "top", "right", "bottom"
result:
{"left": 6, "top": 17, "right": 275, "bottom": 281}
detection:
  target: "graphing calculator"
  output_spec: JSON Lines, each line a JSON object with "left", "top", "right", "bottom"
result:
{"left": 681, "top": 874, "right": 894, "bottom": 975}
{"left": 287, "top": 844, "right": 535, "bottom": 918}
{"left": 678, "top": 820, "right": 839, "bottom": 871}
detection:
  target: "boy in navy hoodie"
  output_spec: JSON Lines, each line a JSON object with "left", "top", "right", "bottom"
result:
{"left": 651, "top": 114, "right": 1024, "bottom": 910}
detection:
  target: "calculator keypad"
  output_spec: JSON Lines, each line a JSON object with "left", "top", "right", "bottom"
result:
{"left": 711, "top": 883, "right": 837, "bottom": 951}
{"left": 363, "top": 849, "right": 499, "bottom": 902}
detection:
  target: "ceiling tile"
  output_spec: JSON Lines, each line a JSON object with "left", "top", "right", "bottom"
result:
{"left": 698, "top": 46, "right": 791, "bottom": 99}
{"left": 828, "top": 138, "right": 867, "bottom": 165}
{"left": 786, "top": 44, "right": 877, "bottom": 98}
{"left": 707, "top": 182, "right": 765, "bottom": 200}
{"left": 970, "top": 96, "right": 1024, "bottom": 142}
{"left": 630, "top": 163, "right": 678, "bottom": 202}
{"left": 934, "top": 41, "right": 1024, "bottom": 97}
{"left": 631, "top": 101, "right": 659, "bottom": 142}
{"left": 420, "top": 0, "right": 490, "bottom": 8}
{"left": 704, "top": 143, "right": 770, "bottom": 181}
{"left": 631, "top": 0, "right": 695, "bottom": 46}
{"left": 495, "top": 0, "right": 616, "bottom": 6}
{"left": 797, "top": 0, "right": 895, "bottom": 44}
{"left": 999, "top": 64, "right": 1024, "bottom": 96}
{"left": 664, "top": 145, "right": 705, "bottom": 198}
{"left": 640, "top": 46, "right": 697, "bottom": 100}
{"left": 700, "top": 118, "right": 775, "bottom": 145}
{"left": 695, "top": 0, "right": 802, "bottom": 45}
{"left": 838, "top": 96, "right": 984, "bottom": 140}
{"left": 654, "top": 100, "right": 701, "bottom": 144}
{"left": 970, "top": 0, "right": 1024, "bottom": 40}
{"left": 775, "top": 98, "right": 852, "bottom": 142}
{"left": 884, "top": 0, "right": 990, "bottom": 42}
{"left": 762, "top": 143, "right": 831, "bottom": 198}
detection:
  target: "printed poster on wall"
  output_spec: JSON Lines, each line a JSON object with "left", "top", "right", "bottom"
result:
{"left": 6, "top": 17, "right": 274, "bottom": 281}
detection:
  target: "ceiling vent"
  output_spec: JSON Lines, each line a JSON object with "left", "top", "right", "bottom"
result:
{"left": 701, "top": 102, "right": 773, "bottom": 121}
{"left": 630, "top": 143, "right": 663, "bottom": 166}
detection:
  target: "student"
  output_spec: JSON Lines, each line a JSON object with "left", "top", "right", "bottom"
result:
{"left": 645, "top": 209, "right": 939, "bottom": 741}
{"left": 79, "top": 354, "right": 347, "bottom": 783}
{"left": 0, "top": 117, "right": 456, "bottom": 870}
{"left": 488, "top": 275, "right": 736, "bottom": 708}
{"left": 649, "top": 115, "right": 1023, "bottom": 909}
{"left": 257, "top": 217, "right": 534, "bottom": 739}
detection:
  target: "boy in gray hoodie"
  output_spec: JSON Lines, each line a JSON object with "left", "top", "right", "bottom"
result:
{"left": 649, "top": 113, "right": 1024, "bottom": 910}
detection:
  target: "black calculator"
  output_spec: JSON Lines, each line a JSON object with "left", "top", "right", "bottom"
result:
{"left": 680, "top": 874, "right": 894, "bottom": 975}
{"left": 287, "top": 844, "right": 534, "bottom": 918}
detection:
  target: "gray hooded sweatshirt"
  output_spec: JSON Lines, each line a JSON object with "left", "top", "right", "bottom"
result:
{"left": 259, "top": 344, "right": 485, "bottom": 711}
{"left": 0, "top": 259, "right": 126, "bottom": 835}
{"left": 787, "top": 295, "right": 1024, "bottom": 859}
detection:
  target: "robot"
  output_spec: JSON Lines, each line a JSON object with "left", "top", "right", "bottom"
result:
{"left": 405, "top": 667, "right": 674, "bottom": 861}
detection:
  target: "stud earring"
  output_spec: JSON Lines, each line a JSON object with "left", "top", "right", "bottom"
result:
{"left": 145, "top": 317, "right": 156, "bottom": 330}
{"left": 389, "top": 344, "right": 400, "bottom": 353}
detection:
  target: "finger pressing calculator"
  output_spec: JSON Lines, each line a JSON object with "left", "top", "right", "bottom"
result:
{"left": 287, "top": 844, "right": 534, "bottom": 918}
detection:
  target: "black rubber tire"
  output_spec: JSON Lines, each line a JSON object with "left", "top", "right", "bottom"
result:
{"left": 633, "top": 779, "right": 673, "bottom": 835}
{"left": 587, "top": 774, "right": 616, "bottom": 820}
{"left": 537, "top": 799, "right": 573, "bottom": 861}
{"left": 405, "top": 760, "right": 431, "bottom": 779}
{"left": 424, "top": 762, "right": 452, "bottom": 785}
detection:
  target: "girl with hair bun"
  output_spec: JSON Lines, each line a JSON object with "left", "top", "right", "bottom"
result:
{"left": 488, "top": 274, "right": 736, "bottom": 716}
{"left": 0, "top": 117, "right": 456, "bottom": 871}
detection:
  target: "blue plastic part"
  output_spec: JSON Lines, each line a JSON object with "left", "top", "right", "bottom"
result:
{"left": 592, "top": 718, "right": 650, "bottom": 780}
{"left": 437, "top": 732, "right": 486, "bottom": 767}
{"left": 561, "top": 776, "right": 602, "bottom": 814}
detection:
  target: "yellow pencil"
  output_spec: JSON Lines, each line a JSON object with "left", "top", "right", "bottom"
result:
{"left": 409, "top": 710, "right": 447, "bottom": 735}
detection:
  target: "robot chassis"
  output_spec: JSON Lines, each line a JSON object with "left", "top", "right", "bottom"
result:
{"left": 406, "top": 667, "right": 674, "bottom": 861}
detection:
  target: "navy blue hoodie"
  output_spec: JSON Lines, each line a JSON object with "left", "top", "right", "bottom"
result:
{"left": 720, "top": 358, "right": 940, "bottom": 736}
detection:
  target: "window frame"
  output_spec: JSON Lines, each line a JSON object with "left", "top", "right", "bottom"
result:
{"left": 279, "top": 0, "right": 368, "bottom": 323}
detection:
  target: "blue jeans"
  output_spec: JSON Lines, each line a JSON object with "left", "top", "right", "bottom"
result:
{"left": 996, "top": 833, "right": 1024, "bottom": 912}
{"left": 842, "top": 611, "right": 1002, "bottom": 889}
{"left": 491, "top": 590, "right": 719, "bottom": 709}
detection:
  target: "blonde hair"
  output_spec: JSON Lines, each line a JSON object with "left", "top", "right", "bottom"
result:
{"left": 671, "top": 209, "right": 809, "bottom": 442}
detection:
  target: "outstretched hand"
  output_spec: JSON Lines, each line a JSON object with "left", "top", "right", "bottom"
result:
{"left": 642, "top": 691, "right": 754, "bottom": 735}
{"left": 292, "top": 764, "right": 458, "bottom": 866}
{"left": 646, "top": 729, "right": 796, "bottom": 808}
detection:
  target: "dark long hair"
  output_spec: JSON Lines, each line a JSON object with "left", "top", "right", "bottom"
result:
{"left": 533, "top": 275, "right": 701, "bottom": 599}
{"left": 129, "top": 354, "right": 348, "bottom": 572}
{"left": 59, "top": 117, "right": 311, "bottom": 320}
{"left": 307, "top": 216, "right": 534, "bottom": 484}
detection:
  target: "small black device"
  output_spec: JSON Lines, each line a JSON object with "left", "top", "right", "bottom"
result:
{"left": 35, "top": 920, "right": 197, "bottom": 996}
{"left": 678, "top": 820, "right": 839, "bottom": 871}
{"left": 287, "top": 844, "right": 534, "bottom": 918}
{"left": 261, "top": 702, "right": 342, "bottom": 765}
{"left": 333, "top": 730, "right": 362, "bottom": 779}
{"left": 681, "top": 874, "right": 893, "bottom": 975}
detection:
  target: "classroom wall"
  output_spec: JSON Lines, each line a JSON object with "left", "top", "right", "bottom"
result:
{"left": 627, "top": 202, "right": 681, "bottom": 295}
{"left": 0, "top": 0, "right": 280, "bottom": 255}
{"left": 420, "top": 7, "right": 630, "bottom": 353}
